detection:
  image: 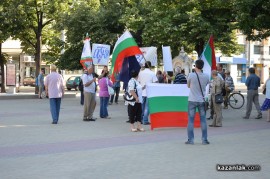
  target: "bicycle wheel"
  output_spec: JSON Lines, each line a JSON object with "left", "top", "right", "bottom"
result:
{"left": 228, "top": 93, "right": 245, "bottom": 109}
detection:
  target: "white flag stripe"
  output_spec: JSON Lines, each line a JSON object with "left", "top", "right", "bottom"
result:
{"left": 146, "top": 84, "right": 189, "bottom": 98}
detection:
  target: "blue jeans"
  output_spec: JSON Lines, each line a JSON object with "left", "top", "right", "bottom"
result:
{"left": 100, "top": 97, "right": 109, "bottom": 118}
{"left": 49, "top": 98, "right": 62, "bottom": 123}
{"left": 187, "top": 101, "right": 208, "bottom": 142}
{"left": 142, "top": 96, "right": 149, "bottom": 124}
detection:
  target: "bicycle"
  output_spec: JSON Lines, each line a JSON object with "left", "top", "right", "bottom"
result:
{"left": 228, "top": 91, "right": 245, "bottom": 109}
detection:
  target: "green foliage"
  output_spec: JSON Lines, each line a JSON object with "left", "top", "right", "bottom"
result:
{"left": 234, "top": 0, "right": 270, "bottom": 41}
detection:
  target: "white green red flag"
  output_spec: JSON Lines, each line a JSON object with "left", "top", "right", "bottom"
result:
{"left": 147, "top": 84, "right": 200, "bottom": 130}
{"left": 201, "top": 35, "right": 217, "bottom": 79}
{"left": 110, "top": 30, "right": 142, "bottom": 82}
{"left": 80, "top": 34, "right": 93, "bottom": 69}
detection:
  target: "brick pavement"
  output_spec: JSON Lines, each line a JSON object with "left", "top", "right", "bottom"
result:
{"left": 0, "top": 93, "right": 269, "bottom": 179}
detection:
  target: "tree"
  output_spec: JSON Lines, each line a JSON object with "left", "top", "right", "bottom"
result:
{"left": 233, "top": 0, "right": 270, "bottom": 41}
{"left": 3, "top": 0, "right": 71, "bottom": 93}
{"left": 138, "top": 0, "right": 239, "bottom": 58}
{"left": 0, "top": 0, "right": 12, "bottom": 93}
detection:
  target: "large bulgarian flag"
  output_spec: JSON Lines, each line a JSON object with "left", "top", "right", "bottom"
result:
{"left": 201, "top": 35, "right": 216, "bottom": 79}
{"left": 147, "top": 83, "right": 200, "bottom": 130}
{"left": 110, "top": 30, "right": 142, "bottom": 82}
{"left": 80, "top": 34, "right": 93, "bottom": 69}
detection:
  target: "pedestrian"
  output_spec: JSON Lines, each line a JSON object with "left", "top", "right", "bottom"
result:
{"left": 98, "top": 71, "right": 113, "bottom": 119}
{"left": 223, "top": 70, "right": 235, "bottom": 109}
{"left": 243, "top": 67, "right": 262, "bottom": 119}
{"left": 126, "top": 70, "right": 144, "bottom": 132}
{"left": 217, "top": 64, "right": 225, "bottom": 80}
{"left": 138, "top": 61, "right": 158, "bottom": 125}
{"left": 45, "top": 65, "right": 65, "bottom": 124}
{"left": 261, "top": 77, "right": 270, "bottom": 122}
{"left": 156, "top": 70, "right": 165, "bottom": 83}
{"left": 173, "top": 67, "right": 187, "bottom": 84}
{"left": 109, "top": 72, "right": 121, "bottom": 105}
{"left": 209, "top": 70, "right": 224, "bottom": 127}
{"left": 38, "top": 69, "right": 45, "bottom": 99}
{"left": 185, "top": 59, "right": 210, "bottom": 145}
{"left": 82, "top": 66, "right": 97, "bottom": 121}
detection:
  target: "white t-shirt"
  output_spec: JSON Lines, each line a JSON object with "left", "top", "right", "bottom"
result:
{"left": 138, "top": 68, "right": 158, "bottom": 96}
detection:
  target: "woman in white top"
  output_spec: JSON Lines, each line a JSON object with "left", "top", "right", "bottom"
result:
{"left": 261, "top": 78, "right": 270, "bottom": 122}
{"left": 126, "top": 70, "right": 144, "bottom": 132}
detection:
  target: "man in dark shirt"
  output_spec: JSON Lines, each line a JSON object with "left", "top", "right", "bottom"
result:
{"left": 243, "top": 67, "right": 262, "bottom": 119}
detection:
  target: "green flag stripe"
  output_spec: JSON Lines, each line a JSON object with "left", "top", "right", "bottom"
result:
{"left": 204, "top": 43, "right": 212, "bottom": 66}
{"left": 148, "top": 96, "right": 189, "bottom": 114}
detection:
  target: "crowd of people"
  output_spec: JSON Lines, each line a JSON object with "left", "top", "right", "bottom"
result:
{"left": 43, "top": 59, "right": 269, "bottom": 144}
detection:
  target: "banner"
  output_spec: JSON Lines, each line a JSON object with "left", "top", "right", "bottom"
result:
{"left": 80, "top": 35, "right": 93, "bottom": 69}
{"left": 92, "top": 43, "right": 111, "bottom": 65}
{"left": 136, "top": 47, "right": 157, "bottom": 66}
{"left": 162, "top": 46, "right": 173, "bottom": 72}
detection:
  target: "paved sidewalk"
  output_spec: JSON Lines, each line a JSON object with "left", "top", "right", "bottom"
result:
{"left": 0, "top": 94, "right": 269, "bottom": 179}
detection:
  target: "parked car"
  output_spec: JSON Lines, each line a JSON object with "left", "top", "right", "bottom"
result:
{"left": 23, "top": 77, "right": 36, "bottom": 86}
{"left": 66, "top": 76, "right": 81, "bottom": 91}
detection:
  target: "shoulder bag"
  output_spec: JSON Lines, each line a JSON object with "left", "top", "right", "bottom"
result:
{"left": 215, "top": 84, "right": 224, "bottom": 104}
{"left": 195, "top": 72, "right": 209, "bottom": 111}
{"left": 124, "top": 80, "right": 137, "bottom": 102}
{"left": 106, "top": 78, "right": 115, "bottom": 95}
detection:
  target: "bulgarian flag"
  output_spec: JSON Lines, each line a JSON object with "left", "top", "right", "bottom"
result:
{"left": 201, "top": 35, "right": 216, "bottom": 79}
{"left": 147, "top": 83, "right": 200, "bottom": 130}
{"left": 110, "top": 30, "right": 142, "bottom": 82}
{"left": 80, "top": 34, "right": 93, "bottom": 69}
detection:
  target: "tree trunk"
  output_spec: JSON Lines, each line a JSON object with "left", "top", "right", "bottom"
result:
{"left": 195, "top": 38, "right": 205, "bottom": 58}
{"left": 35, "top": 32, "right": 42, "bottom": 94}
{"left": 0, "top": 43, "right": 6, "bottom": 93}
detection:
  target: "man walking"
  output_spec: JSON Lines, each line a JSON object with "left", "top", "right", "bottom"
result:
{"left": 243, "top": 67, "right": 262, "bottom": 119}
{"left": 138, "top": 61, "right": 158, "bottom": 125}
{"left": 38, "top": 69, "right": 45, "bottom": 99}
{"left": 45, "top": 65, "right": 65, "bottom": 124}
{"left": 186, "top": 59, "right": 210, "bottom": 145}
{"left": 82, "top": 66, "right": 97, "bottom": 121}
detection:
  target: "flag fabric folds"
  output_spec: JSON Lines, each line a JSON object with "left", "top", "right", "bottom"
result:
{"left": 201, "top": 35, "right": 217, "bottom": 79}
{"left": 110, "top": 30, "right": 142, "bottom": 82}
{"left": 80, "top": 35, "right": 93, "bottom": 69}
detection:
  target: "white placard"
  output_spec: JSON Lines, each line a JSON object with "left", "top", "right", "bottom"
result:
{"left": 92, "top": 43, "right": 111, "bottom": 65}
{"left": 162, "top": 46, "right": 173, "bottom": 72}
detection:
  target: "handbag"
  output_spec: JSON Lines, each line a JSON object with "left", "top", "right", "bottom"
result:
{"left": 124, "top": 80, "right": 137, "bottom": 102}
{"left": 195, "top": 72, "right": 208, "bottom": 111}
{"left": 215, "top": 86, "right": 223, "bottom": 104}
{"left": 106, "top": 78, "right": 115, "bottom": 95}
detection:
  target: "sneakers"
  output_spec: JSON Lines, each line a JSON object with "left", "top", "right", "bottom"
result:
{"left": 202, "top": 140, "right": 210, "bottom": 145}
{"left": 185, "top": 140, "right": 194, "bottom": 145}
{"left": 255, "top": 115, "right": 262, "bottom": 119}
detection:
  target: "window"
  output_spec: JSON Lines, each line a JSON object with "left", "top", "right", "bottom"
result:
{"left": 254, "top": 45, "right": 262, "bottom": 55}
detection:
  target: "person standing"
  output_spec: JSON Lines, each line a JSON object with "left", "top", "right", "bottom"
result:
{"left": 45, "top": 65, "right": 65, "bottom": 124}
{"left": 98, "top": 71, "right": 113, "bottom": 118}
{"left": 126, "top": 70, "right": 144, "bottom": 132}
{"left": 243, "top": 67, "right": 262, "bottom": 119}
{"left": 156, "top": 70, "right": 165, "bottom": 83}
{"left": 138, "top": 61, "right": 158, "bottom": 125}
{"left": 261, "top": 77, "right": 270, "bottom": 122}
{"left": 82, "top": 66, "right": 97, "bottom": 121}
{"left": 173, "top": 68, "right": 187, "bottom": 84}
{"left": 209, "top": 70, "right": 224, "bottom": 127}
{"left": 109, "top": 73, "right": 121, "bottom": 105}
{"left": 223, "top": 70, "right": 235, "bottom": 109}
{"left": 185, "top": 59, "right": 210, "bottom": 145}
{"left": 38, "top": 70, "right": 45, "bottom": 99}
